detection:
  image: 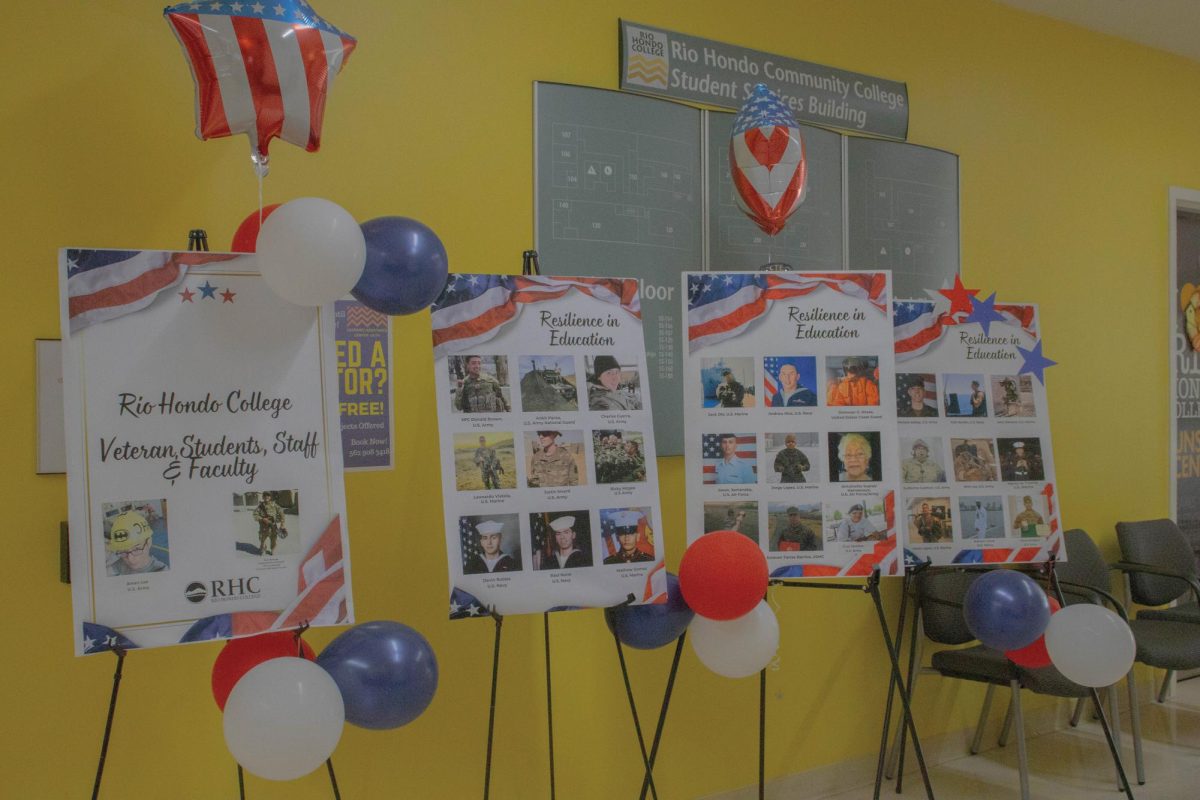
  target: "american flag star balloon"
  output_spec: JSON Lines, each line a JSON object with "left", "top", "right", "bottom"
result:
{"left": 164, "top": 1, "right": 357, "bottom": 174}
{"left": 729, "top": 83, "right": 808, "bottom": 236}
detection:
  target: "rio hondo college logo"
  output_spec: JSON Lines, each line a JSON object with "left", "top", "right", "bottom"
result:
{"left": 625, "top": 26, "right": 668, "bottom": 89}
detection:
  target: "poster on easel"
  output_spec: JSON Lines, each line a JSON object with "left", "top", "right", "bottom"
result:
{"left": 60, "top": 249, "right": 353, "bottom": 655}
{"left": 682, "top": 271, "right": 903, "bottom": 577}
{"left": 334, "top": 299, "right": 393, "bottom": 471}
{"left": 431, "top": 274, "right": 667, "bottom": 616}
{"left": 892, "top": 297, "right": 1063, "bottom": 565}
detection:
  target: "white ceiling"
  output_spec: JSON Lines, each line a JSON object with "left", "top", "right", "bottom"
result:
{"left": 995, "top": 0, "right": 1200, "bottom": 63}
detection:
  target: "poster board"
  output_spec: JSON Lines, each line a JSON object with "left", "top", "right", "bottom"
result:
{"left": 683, "top": 271, "right": 902, "bottom": 577}
{"left": 893, "top": 299, "right": 1063, "bottom": 565}
{"left": 431, "top": 274, "right": 667, "bottom": 616}
{"left": 61, "top": 249, "right": 353, "bottom": 655}
{"left": 334, "top": 299, "right": 394, "bottom": 471}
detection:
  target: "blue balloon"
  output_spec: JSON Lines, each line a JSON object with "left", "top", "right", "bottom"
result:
{"left": 316, "top": 621, "right": 438, "bottom": 730}
{"left": 352, "top": 217, "right": 448, "bottom": 315}
{"left": 963, "top": 570, "right": 1051, "bottom": 652}
{"left": 605, "top": 574, "right": 694, "bottom": 650}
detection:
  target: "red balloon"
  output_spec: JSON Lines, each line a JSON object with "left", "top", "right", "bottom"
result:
{"left": 212, "top": 631, "right": 315, "bottom": 710}
{"left": 230, "top": 204, "right": 281, "bottom": 253}
{"left": 1006, "top": 596, "right": 1062, "bottom": 669}
{"left": 678, "top": 531, "right": 768, "bottom": 621}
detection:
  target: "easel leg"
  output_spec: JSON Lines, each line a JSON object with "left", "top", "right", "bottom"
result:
{"left": 869, "top": 580, "right": 935, "bottom": 800}
{"left": 758, "top": 668, "right": 766, "bottom": 800}
{"left": 894, "top": 600, "right": 923, "bottom": 793}
{"left": 875, "top": 571, "right": 912, "bottom": 799}
{"left": 609, "top": 623, "right": 658, "bottom": 800}
{"left": 325, "top": 759, "right": 341, "bottom": 799}
{"left": 238, "top": 765, "right": 245, "bottom": 800}
{"left": 639, "top": 633, "right": 686, "bottom": 800}
{"left": 91, "top": 646, "right": 127, "bottom": 800}
{"left": 544, "top": 612, "right": 556, "bottom": 800}
{"left": 484, "top": 612, "right": 503, "bottom": 800}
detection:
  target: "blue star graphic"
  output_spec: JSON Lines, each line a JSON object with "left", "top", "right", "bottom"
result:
{"left": 198, "top": 281, "right": 218, "bottom": 299}
{"left": 965, "top": 292, "right": 1006, "bottom": 336}
{"left": 1016, "top": 340, "right": 1057, "bottom": 384}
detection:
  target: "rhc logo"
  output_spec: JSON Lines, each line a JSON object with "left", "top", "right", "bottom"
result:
{"left": 184, "top": 577, "right": 261, "bottom": 603}
{"left": 625, "top": 27, "right": 668, "bottom": 89}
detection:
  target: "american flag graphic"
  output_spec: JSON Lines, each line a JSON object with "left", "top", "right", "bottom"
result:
{"left": 164, "top": 1, "right": 356, "bottom": 159}
{"left": 688, "top": 272, "right": 888, "bottom": 353}
{"left": 701, "top": 433, "right": 757, "bottom": 483}
{"left": 893, "top": 299, "right": 1037, "bottom": 363}
{"left": 729, "top": 84, "right": 808, "bottom": 236}
{"left": 459, "top": 516, "right": 485, "bottom": 565}
{"left": 431, "top": 274, "right": 641, "bottom": 358}
{"left": 271, "top": 514, "right": 350, "bottom": 629}
{"left": 449, "top": 586, "right": 489, "bottom": 619}
{"left": 64, "top": 249, "right": 239, "bottom": 333}
{"left": 598, "top": 507, "right": 655, "bottom": 558}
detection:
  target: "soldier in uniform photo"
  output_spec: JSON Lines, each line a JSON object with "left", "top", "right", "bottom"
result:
{"left": 603, "top": 510, "right": 654, "bottom": 564}
{"left": 827, "top": 357, "right": 880, "bottom": 407}
{"left": 528, "top": 430, "right": 579, "bottom": 487}
{"left": 898, "top": 375, "right": 938, "bottom": 417}
{"left": 834, "top": 503, "right": 881, "bottom": 542}
{"left": 715, "top": 369, "right": 746, "bottom": 408}
{"left": 454, "top": 354, "right": 510, "bottom": 413}
{"left": 970, "top": 380, "right": 987, "bottom": 417}
{"left": 594, "top": 431, "right": 646, "bottom": 483}
{"left": 714, "top": 432, "right": 756, "bottom": 484}
{"left": 901, "top": 439, "right": 946, "bottom": 483}
{"left": 913, "top": 502, "right": 946, "bottom": 543}
{"left": 1001, "top": 440, "right": 1044, "bottom": 481}
{"left": 473, "top": 435, "right": 504, "bottom": 490}
{"left": 1012, "top": 496, "right": 1046, "bottom": 538}
{"left": 776, "top": 506, "right": 820, "bottom": 551}
{"left": 254, "top": 491, "right": 287, "bottom": 556}
{"left": 773, "top": 434, "right": 811, "bottom": 483}
{"left": 463, "top": 520, "right": 518, "bottom": 574}
{"left": 587, "top": 355, "right": 639, "bottom": 411}
{"left": 540, "top": 515, "right": 592, "bottom": 569}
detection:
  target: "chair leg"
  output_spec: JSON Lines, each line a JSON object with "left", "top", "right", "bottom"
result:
{"left": 970, "top": 683, "right": 997, "bottom": 755}
{"left": 1107, "top": 686, "right": 1125, "bottom": 791}
{"left": 1127, "top": 669, "right": 1145, "bottom": 785}
{"left": 1010, "top": 680, "right": 1031, "bottom": 800}
{"left": 1158, "top": 669, "right": 1174, "bottom": 703}
{"left": 998, "top": 690, "right": 1015, "bottom": 747}
{"left": 1069, "top": 696, "right": 1086, "bottom": 727}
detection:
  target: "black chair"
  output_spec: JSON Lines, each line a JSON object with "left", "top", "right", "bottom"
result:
{"left": 887, "top": 567, "right": 1094, "bottom": 800}
{"left": 1114, "top": 519, "right": 1200, "bottom": 701}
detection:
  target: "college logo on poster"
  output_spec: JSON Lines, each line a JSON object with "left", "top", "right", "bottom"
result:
{"left": 625, "top": 26, "right": 668, "bottom": 88}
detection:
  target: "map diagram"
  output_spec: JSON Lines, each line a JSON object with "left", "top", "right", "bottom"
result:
{"left": 847, "top": 138, "right": 959, "bottom": 298}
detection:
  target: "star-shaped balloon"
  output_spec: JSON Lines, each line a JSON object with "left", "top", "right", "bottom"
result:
{"left": 164, "top": 1, "right": 357, "bottom": 174}
{"left": 965, "top": 292, "right": 1006, "bottom": 336}
{"left": 1016, "top": 340, "right": 1057, "bottom": 384}
{"left": 729, "top": 84, "right": 808, "bottom": 236}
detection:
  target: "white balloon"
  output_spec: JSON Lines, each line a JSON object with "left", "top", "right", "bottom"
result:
{"left": 223, "top": 657, "right": 345, "bottom": 781}
{"left": 256, "top": 197, "right": 366, "bottom": 306}
{"left": 690, "top": 600, "right": 779, "bottom": 679}
{"left": 1044, "top": 604, "right": 1136, "bottom": 688}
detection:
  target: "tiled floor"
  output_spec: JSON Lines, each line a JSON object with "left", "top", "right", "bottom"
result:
{"left": 822, "top": 678, "right": 1200, "bottom": 799}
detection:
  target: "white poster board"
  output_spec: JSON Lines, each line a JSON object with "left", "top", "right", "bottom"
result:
{"left": 431, "top": 274, "right": 667, "bottom": 617}
{"left": 893, "top": 299, "right": 1063, "bottom": 565}
{"left": 683, "top": 271, "right": 903, "bottom": 577}
{"left": 61, "top": 249, "right": 352, "bottom": 655}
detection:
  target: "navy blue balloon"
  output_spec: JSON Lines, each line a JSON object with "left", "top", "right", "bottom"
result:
{"left": 316, "top": 621, "right": 438, "bottom": 730}
{"left": 963, "top": 570, "right": 1051, "bottom": 652}
{"left": 605, "top": 573, "right": 694, "bottom": 650}
{"left": 352, "top": 217, "right": 448, "bottom": 315}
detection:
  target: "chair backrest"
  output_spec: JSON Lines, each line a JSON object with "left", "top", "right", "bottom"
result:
{"left": 1055, "top": 529, "right": 1111, "bottom": 604}
{"left": 1115, "top": 518, "right": 1196, "bottom": 606}
{"left": 916, "top": 569, "right": 978, "bottom": 645}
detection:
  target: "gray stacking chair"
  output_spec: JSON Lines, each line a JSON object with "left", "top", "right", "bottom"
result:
{"left": 889, "top": 567, "right": 1094, "bottom": 800}
{"left": 1114, "top": 519, "right": 1200, "bottom": 701}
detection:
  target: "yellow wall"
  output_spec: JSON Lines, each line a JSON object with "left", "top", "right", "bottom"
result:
{"left": 3, "top": 1, "right": 1195, "bottom": 797}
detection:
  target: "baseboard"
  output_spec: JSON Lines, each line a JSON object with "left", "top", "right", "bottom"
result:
{"left": 701, "top": 671, "right": 1160, "bottom": 800}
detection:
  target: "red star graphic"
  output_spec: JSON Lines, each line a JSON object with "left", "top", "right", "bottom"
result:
{"left": 179, "top": 287, "right": 195, "bottom": 303}
{"left": 938, "top": 274, "right": 980, "bottom": 316}
{"left": 220, "top": 289, "right": 236, "bottom": 303}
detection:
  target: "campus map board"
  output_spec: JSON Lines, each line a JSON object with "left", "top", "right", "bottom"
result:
{"left": 60, "top": 250, "right": 352, "bottom": 655}
{"left": 431, "top": 274, "right": 667, "bottom": 616}
{"left": 683, "top": 271, "right": 903, "bottom": 577}
{"left": 535, "top": 83, "right": 959, "bottom": 454}
{"left": 893, "top": 299, "right": 1063, "bottom": 565}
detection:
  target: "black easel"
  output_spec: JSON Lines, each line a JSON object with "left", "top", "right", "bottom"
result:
{"left": 881, "top": 558, "right": 932, "bottom": 795}
{"left": 769, "top": 566, "right": 937, "bottom": 800}
{"left": 90, "top": 646, "right": 127, "bottom": 800}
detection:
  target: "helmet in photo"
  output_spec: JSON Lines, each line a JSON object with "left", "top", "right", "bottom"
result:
{"left": 105, "top": 511, "right": 153, "bottom": 553}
